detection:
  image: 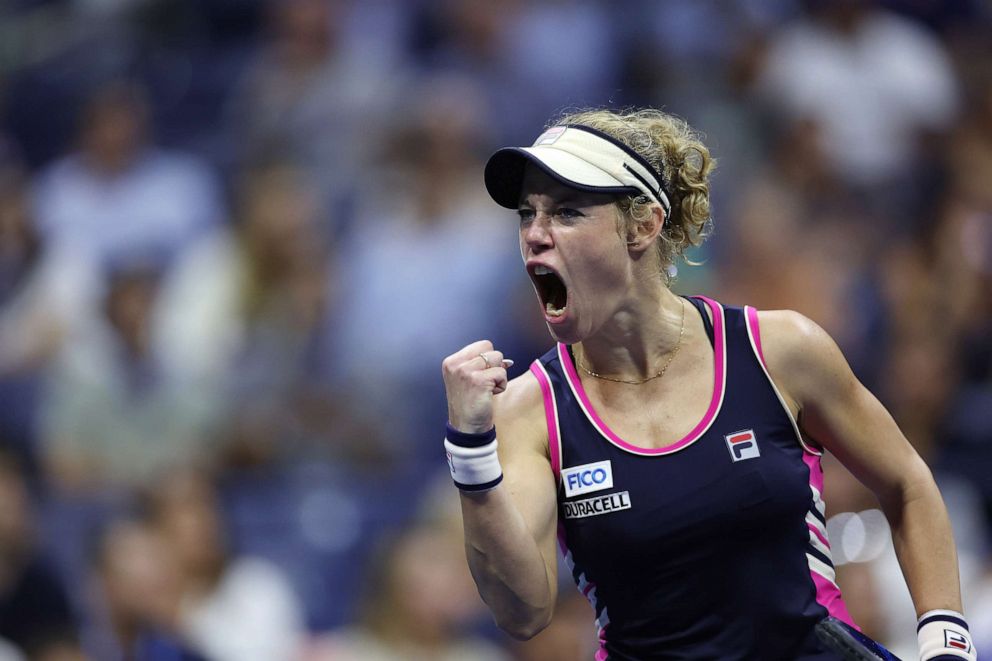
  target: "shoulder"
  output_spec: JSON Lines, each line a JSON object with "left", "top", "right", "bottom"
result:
{"left": 755, "top": 309, "right": 843, "bottom": 365}
{"left": 753, "top": 309, "right": 855, "bottom": 408}
{"left": 494, "top": 368, "right": 549, "bottom": 456}
{"left": 495, "top": 369, "right": 546, "bottom": 428}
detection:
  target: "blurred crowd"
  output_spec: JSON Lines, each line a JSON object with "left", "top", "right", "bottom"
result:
{"left": 0, "top": 0, "right": 990, "bottom": 658}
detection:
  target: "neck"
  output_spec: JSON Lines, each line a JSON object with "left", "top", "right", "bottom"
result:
{"left": 576, "top": 285, "right": 686, "bottom": 381}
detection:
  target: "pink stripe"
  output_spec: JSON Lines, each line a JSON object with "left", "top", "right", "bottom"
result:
{"left": 558, "top": 296, "right": 725, "bottom": 455}
{"left": 530, "top": 362, "right": 561, "bottom": 482}
{"left": 595, "top": 633, "right": 608, "bottom": 661}
{"left": 811, "top": 570, "right": 858, "bottom": 628}
{"left": 558, "top": 523, "right": 609, "bottom": 657}
{"left": 802, "top": 452, "right": 857, "bottom": 628}
{"left": 745, "top": 306, "right": 767, "bottom": 369}
{"left": 556, "top": 522, "right": 569, "bottom": 556}
{"left": 802, "top": 452, "right": 825, "bottom": 495}
{"left": 746, "top": 304, "right": 823, "bottom": 456}
{"left": 807, "top": 522, "right": 830, "bottom": 549}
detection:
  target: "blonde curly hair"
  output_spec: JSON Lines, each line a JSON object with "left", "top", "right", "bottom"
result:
{"left": 551, "top": 108, "right": 716, "bottom": 281}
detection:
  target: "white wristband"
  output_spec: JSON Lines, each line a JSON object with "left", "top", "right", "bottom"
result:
{"left": 918, "top": 610, "right": 976, "bottom": 661}
{"left": 444, "top": 424, "right": 503, "bottom": 491}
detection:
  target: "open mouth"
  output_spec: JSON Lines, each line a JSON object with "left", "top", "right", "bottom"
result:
{"left": 530, "top": 265, "right": 568, "bottom": 318}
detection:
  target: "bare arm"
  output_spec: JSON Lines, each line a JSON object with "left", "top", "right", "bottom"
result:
{"left": 442, "top": 341, "right": 559, "bottom": 639}
{"left": 760, "top": 311, "right": 962, "bottom": 616}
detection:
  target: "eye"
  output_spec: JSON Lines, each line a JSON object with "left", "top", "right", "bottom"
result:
{"left": 517, "top": 208, "right": 535, "bottom": 225}
{"left": 555, "top": 208, "right": 583, "bottom": 223}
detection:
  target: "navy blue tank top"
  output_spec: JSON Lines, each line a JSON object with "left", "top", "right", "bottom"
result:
{"left": 528, "top": 296, "right": 856, "bottom": 660}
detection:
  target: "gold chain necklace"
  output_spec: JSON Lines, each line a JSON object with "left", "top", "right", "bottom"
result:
{"left": 577, "top": 299, "right": 686, "bottom": 385}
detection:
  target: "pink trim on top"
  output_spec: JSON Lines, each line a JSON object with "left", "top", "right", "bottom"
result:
{"left": 557, "top": 296, "right": 726, "bottom": 456}
{"left": 530, "top": 362, "right": 562, "bottom": 483}
{"left": 744, "top": 305, "right": 823, "bottom": 456}
{"left": 745, "top": 306, "right": 767, "bottom": 368}
{"left": 802, "top": 452, "right": 858, "bottom": 629}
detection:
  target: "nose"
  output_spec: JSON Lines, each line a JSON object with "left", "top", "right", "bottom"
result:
{"left": 521, "top": 213, "right": 553, "bottom": 254}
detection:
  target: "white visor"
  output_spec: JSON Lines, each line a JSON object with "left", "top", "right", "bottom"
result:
{"left": 484, "top": 125, "right": 671, "bottom": 215}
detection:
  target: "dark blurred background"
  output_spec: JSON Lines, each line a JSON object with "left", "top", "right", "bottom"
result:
{"left": 0, "top": 0, "right": 990, "bottom": 658}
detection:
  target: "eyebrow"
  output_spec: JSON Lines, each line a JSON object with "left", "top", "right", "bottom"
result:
{"left": 519, "top": 193, "right": 602, "bottom": 207}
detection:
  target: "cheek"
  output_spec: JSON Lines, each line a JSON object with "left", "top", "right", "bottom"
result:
{"left": 573, "top": 240, "right": 628, "bottom": 291}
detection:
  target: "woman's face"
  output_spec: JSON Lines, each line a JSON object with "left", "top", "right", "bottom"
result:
{"left": 518, "top": 165, "right": 631, "bottom": 344}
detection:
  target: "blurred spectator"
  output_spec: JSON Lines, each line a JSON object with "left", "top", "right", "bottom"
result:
{"left": 0, "top": 451, "right": 81, "bottom": 660}
{"left": 332, "top": 76, "right": 522, "bottom": 445}
{"left": 225, "top": 0, "right": 402, "bottom": 223}
{"left": 154, "top": 161, "right": 389, "bottom": 469}
{"left": 500, "top": 0, "right": 620, "bottom": 129}
{"left": 948, "top": 73, "right": 992, "bottom": 211}
{"left": 147, "top": 469, "right": 305, "bottom": 661}
{"left": 40, "top": 256, "right": 223, "bottom": 494}
{"left": 84, "top": 517, "right": 206, "bottom": 660}
{"left": 304, "top": 521, "right": 507, "bottom": 661}
{"left": 422, "top": 0, "right": 649, "bottom": 145}
{"left": 928, "top": 145, "right": 992, "bottom": 529}
{"left": 0, "top": 163, "right": 98, "bottom": 475}
{"left": 0, "top": 165, "right": 96, "bottom": 377}
{"left": 755, "top": 0, "right": 959, "bottom": 191}
{"left": 32, "top": 80, "right": 225, "bottom": 270}
{"left": 417, "top": 0, "right": 575, "bottom": 143}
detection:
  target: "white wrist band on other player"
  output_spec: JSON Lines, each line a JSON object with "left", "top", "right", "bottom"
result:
{"left": 444, "top": 423, "right": 503, "bottom": 492}
{"left": 918, "top": 609, "right": 975, "bottom": 661}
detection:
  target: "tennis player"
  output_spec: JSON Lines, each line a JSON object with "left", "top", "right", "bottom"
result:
{"left": 441, "top": 108, "right": 976, "bottom": 660}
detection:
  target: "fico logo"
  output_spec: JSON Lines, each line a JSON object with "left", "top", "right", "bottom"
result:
{"left": 562, "top": 460, "right": 614, "bottom": 498}
{"left": 725, "top": 429, "right": 760, "bottom": 462}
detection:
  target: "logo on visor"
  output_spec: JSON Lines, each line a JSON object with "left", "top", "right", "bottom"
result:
{"left": 533, "top": 126, "right": 566, "bottom": 146}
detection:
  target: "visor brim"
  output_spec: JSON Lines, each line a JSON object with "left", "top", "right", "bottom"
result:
{"left": 484, "top": 147, "right": 641, "bottom": 209}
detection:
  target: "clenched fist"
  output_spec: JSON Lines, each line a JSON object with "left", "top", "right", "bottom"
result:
{"left": 442, "top": 340, "right": 513, "bottom": 434}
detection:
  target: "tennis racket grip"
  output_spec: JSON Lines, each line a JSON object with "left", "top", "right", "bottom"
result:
{"left": 815, "top": 617, "right": 903, "bottom": 661}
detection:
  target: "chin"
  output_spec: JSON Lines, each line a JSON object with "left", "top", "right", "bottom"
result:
{"left": 544, "top": 317, "right": 584, "bottom": 345}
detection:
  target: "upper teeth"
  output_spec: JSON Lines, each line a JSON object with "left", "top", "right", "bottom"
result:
{"left": 534, "top": 265, "right": 553, "bottom": 275}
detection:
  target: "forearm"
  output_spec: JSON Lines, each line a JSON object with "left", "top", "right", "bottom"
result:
{"left": 459, "top": 486, "right": 556, "bottom": 639}
{"left": 878, "top": 458, "right": 962, "bottom": 616}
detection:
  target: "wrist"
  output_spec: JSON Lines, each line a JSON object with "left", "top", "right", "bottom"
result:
{"left": 918, "top": 609, "right": 975, "bottom": 661}
{"left": 444, "top": 423, "right": 503, "bottom": 492}
{"left": 447, "top": 418, "right": 494, "bottom": 435}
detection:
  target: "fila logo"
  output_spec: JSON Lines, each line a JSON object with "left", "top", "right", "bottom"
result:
{"left": 562, "top": 460, "right": 614, "bottom": 498}
{"left": 725, "top": 429, "right": 761, "bottom": 462}
{"left": 944, "top": 629, "right": 971, "bottom": 652}
{"left": 533, "top": 126, "right": 566, "bottom": 146}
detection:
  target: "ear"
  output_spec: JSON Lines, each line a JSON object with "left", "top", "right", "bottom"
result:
{"left": 626, "top": 205, "right": 666, "bottom": 253}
